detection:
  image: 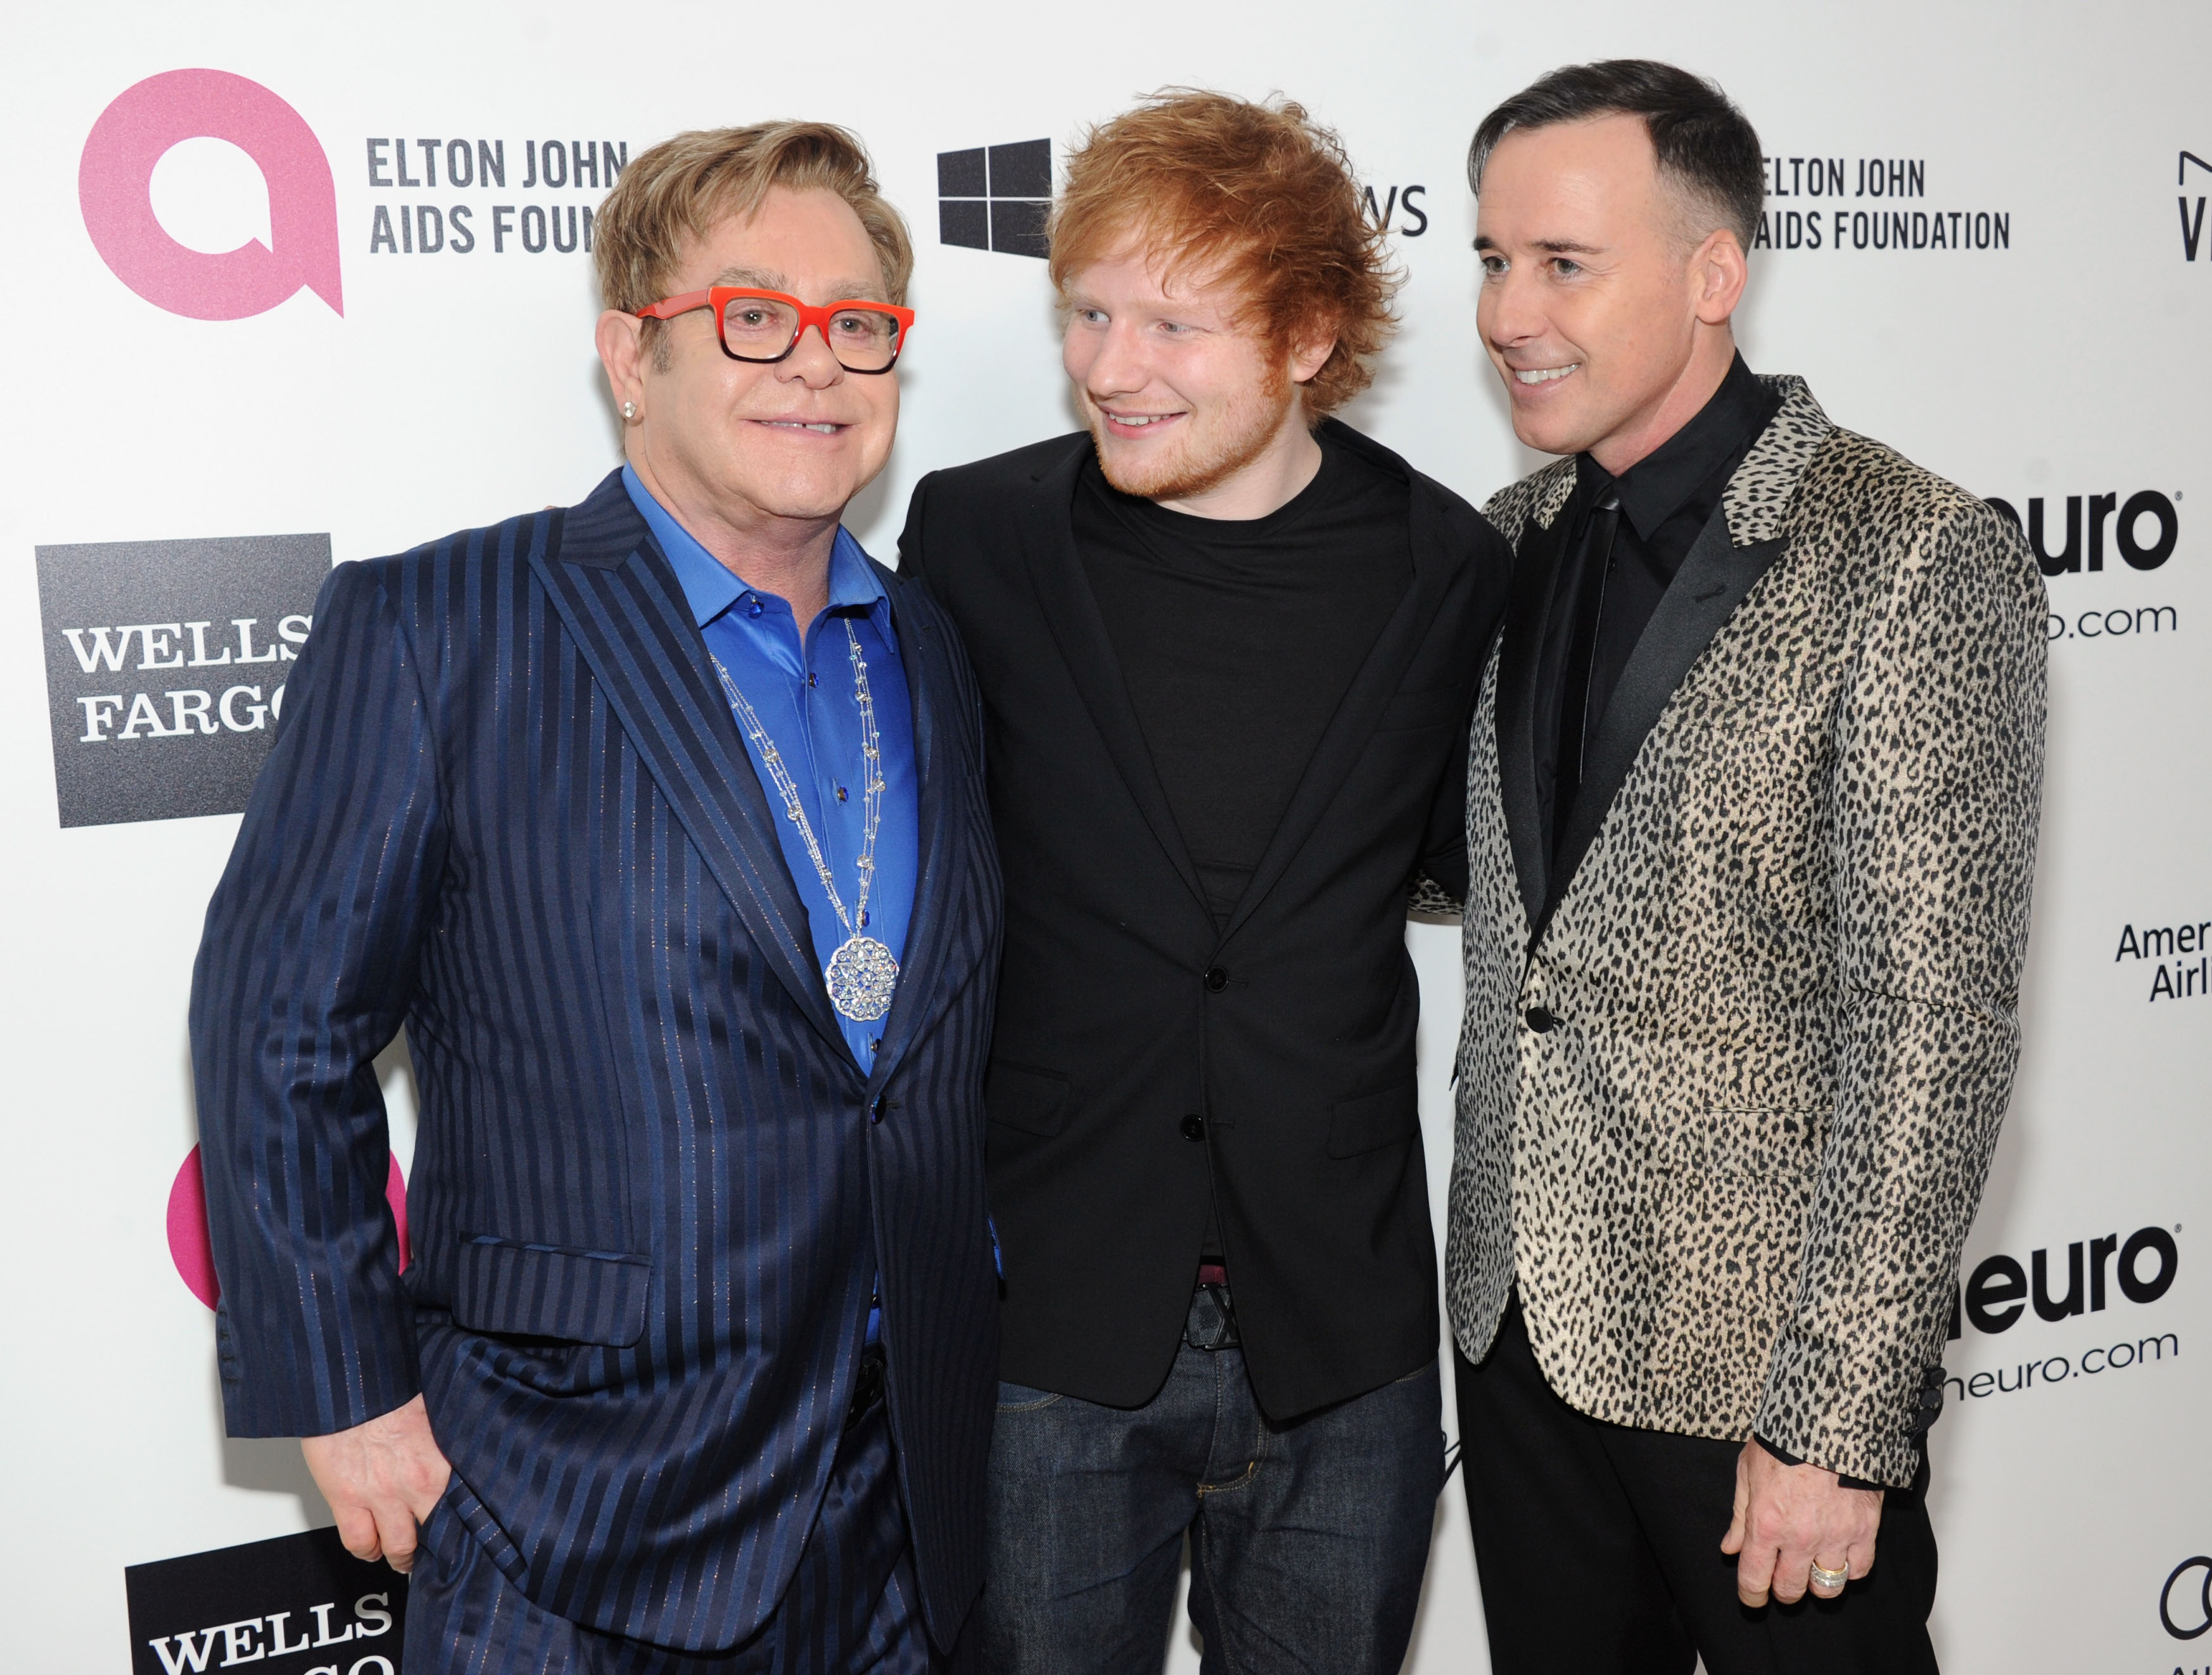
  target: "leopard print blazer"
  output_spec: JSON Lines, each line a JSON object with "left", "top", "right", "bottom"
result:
{"left": 1445, "top": 375, "right": 2047, "bottom": 1486}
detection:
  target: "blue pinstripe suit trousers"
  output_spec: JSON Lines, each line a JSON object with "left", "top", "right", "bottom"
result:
{"left": 405, "top": 1402, "right": 931, "bottom": 1675}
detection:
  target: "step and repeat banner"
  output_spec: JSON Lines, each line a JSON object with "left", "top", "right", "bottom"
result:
{"left": 0, "top": 1, "right": 2205, "bottom": 1670}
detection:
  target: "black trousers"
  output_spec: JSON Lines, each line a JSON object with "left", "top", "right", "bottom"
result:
{"left": 1454, "top": 1300, "right": 1940, "bottom": 1675}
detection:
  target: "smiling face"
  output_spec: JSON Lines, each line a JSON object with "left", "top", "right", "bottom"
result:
{"left": 1474, "top": 113, "right": 1746, "bottom": 473}
{"left": 1060, "top": 245, "right": 1332, "bottom": 513}
{"left": 601, "top": 185, "right": 898, "bottom": 540}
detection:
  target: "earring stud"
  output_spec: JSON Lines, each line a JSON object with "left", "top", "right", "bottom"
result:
{"left": 622, "top": 401, "right": 639, "bottom": 421}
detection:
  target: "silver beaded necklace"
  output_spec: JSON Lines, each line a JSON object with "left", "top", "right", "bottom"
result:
{"left": 710, "top": 619, "right": 899, "bottom": 1022}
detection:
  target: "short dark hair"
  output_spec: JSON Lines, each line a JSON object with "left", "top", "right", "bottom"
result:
{"left": 1468, "top": 60, "right": 1764, "bottom": 250}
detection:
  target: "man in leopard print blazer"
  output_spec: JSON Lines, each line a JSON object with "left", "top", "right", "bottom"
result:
{"left": 1431, "top": 61, "right": 2045, "bottom": 1674}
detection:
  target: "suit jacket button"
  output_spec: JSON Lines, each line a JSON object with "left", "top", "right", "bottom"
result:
{"left": 1180, "top": 1114, "right": 1206, "bottom": 1142}
{"left": 1204, "top": 966, "right": 1230, "bottom": 993}
{"left": 1523, "top": 1005, "right": 1557, "bottom": 1033}
{"left": 871, "top": 1094, "right": 888, "bottom": 1123}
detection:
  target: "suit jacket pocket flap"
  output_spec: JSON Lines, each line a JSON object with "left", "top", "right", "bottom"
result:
{"left": 455, "top": 1235, "right": 651, "bottom": 1347}
{"left": 986, "top": 1060, "right": 1070, "bottom": 1138}
{"left": 1327, "top": 1082, "right": 1419, "bottom": 1157}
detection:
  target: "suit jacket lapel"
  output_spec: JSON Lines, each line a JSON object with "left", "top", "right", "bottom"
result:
{"left": 1495, "top": 507, "right": 1572, "bottom": 930}
{"left": 530, "top": 473, "right": 851, "bottom": 1059}
{"left": 1543, "top": 374, "right": 1832, "bottom": 919}
{"left": 865, "top": 579, "right": 964, "bottom": 1092}
{"left": 1551, "top": 508, "right": 1785, "bottom": 895}
{"left": 1024, "top": 445, "right": 1212, "bottom": 919}
{"left": 1217, "top": 435, "right": 1445, "bottom": 942}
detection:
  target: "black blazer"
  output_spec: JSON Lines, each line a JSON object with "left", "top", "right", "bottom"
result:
{"left": 192, "top": 472, "right": 1002, "bottom": 1651}
{"left": 899, "top": 421, "right": 1510, "bottom": 1417}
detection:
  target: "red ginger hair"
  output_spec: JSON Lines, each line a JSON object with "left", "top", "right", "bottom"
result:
{"left": 1049, "top": 89, "right": 1400, "bottom": 419}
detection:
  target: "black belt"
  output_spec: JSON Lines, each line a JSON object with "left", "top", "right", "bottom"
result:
{"left": 844, "top": 1343, "right": 887, "bottom": 1432}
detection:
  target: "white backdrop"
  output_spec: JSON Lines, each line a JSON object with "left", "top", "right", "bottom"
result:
{"left": 2, "top": 2, "right": 2207, "bottom": 1670}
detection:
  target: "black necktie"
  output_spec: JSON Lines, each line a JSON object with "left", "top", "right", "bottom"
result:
{"left": 1558, "top": 490, "right": 1622, "bottom": 813}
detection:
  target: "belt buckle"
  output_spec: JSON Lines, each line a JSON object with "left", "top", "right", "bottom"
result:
{"left": 1185, "top": 1274, "right": 1240, "bottom": 1352}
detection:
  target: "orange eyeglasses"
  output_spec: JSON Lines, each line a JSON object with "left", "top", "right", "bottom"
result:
{"left": 635, "top": 287, "right": 915, "bottom": 374}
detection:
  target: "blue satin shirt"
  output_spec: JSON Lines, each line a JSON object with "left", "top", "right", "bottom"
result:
{"left": 623, "top": 465, "right": 918, "bottom": 1070}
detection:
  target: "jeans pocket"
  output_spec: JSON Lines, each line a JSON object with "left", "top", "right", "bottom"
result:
{"left": 995, "top": 1380, "right": 1065, "bottom": 1412}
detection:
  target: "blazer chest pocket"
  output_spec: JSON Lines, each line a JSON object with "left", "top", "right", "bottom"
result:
{"left": 1327, "top": 1082, "right": 1419, "bottom": 1158}
{"left": 986, "top": 1060, "right": 1070, "bottom": 1138}
{"left": 455, "top": 1235, "right": 651, "bottom": 1347}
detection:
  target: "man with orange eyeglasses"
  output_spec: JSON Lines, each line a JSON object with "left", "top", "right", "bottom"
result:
{"left": 192, "top": 122, "right": 1000, "bottom": 1674}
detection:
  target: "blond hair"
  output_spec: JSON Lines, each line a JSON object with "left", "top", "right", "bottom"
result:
{"left": 594, "top": 122, "right": 913, "bottom": 361}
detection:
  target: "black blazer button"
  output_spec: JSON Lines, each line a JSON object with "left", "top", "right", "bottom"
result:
{"left": 1523, "top": 1006, "right": 1557, "bottom": 1033}
{"left": 1180, "top": 1114, "right": 1206, "bottom": 1142}
{"left": 1204, "top": 966, "right": 1230, "bottom": 993}
{"left": 871, "top": 1094, "right": 889, "bottom": 1123}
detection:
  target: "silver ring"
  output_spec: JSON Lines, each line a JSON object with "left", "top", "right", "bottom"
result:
{"left": 1809, "top": 1560, "right": 1848, "bottom": 1591}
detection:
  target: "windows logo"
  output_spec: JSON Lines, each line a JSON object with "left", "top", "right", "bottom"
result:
{"left": 938, "top": 139, "right": 1050, "bottom": 259}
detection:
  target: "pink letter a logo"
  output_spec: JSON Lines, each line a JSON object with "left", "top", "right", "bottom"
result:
{"left": 80, "top": 68, "right": 343, "bottom": 320}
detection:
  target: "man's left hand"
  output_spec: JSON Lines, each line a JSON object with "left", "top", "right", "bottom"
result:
{"left": 1719, "top": 1437, "right": 1883, "bottom": 1606}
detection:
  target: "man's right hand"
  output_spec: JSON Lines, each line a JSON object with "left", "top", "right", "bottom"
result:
{"left": 299, "top": 1394, "right": 453, "bottom": 1574}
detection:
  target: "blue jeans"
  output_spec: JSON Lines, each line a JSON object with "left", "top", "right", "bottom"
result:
{"left": 964, "top": 1289, "right": 1444, "bottom": 1674}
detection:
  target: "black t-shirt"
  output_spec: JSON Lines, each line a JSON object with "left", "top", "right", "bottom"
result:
{"left": 1075, "top": 433, "right": 1412, "bottom": 1266}
{"left": 1074, "top": 435, "right": 1414, "bottom": 924}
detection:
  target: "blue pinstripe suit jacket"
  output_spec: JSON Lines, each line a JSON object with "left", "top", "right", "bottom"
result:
{"left": 189, "top": 470, "right": 1003, "bottom": 1653}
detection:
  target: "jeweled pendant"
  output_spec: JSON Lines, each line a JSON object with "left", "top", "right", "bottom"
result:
{"left": 826, "top": 934, "right": 899, "bottom": 1022}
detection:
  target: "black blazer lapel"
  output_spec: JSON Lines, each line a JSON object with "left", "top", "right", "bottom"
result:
{"left": 1024, "top": 445, "right": 1212, "bottom": 919}
{"left": 1495, "top": 507, "right": 1571, "bottom": 930}
{"left": 530, "top": 473, "right": 851, "bottom": 1059}
{"left": 864, "top": 578, "right": 966, "bottom": 1092}
{"left": 1551, "top": 504, "right": 1785, "bottom": 895}
{"left": 1217, "top": 434, "right": 1442, "bottom": 942}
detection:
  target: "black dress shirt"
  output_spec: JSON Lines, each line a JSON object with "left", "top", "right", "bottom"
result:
{"left": 1534, "top": 354, "right": 1781, "bottom": 910}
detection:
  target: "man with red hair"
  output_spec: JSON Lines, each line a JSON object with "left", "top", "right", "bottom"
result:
{"left": 901, "top": 91, "right": 1510, "bottom": 1673}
